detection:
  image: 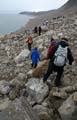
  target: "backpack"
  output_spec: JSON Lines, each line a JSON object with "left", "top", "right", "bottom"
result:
{"left": 28, "top": 36, "right": 33, "bottom": 44}
{"left": 46, "top": 40, "right": 57, "bottom": 59}
{"left": 54, "top": 45, "right": 67, "bottom": 66}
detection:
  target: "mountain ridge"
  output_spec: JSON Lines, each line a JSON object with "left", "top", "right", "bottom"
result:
{"left": 20, "top": 0, "right": 77, "bottom": 30}
{"left": 20, "top": 0, "right": 77, "bottom": 16}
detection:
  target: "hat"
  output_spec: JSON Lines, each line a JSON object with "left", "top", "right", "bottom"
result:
{"left": 61, "top": 37, "right": 68, "bottom": 41}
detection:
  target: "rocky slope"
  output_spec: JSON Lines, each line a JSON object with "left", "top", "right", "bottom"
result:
{"left": 25, "top": 0, "right": 77, "bottom": 30}
{"left": 0, "top": 11, "right": 77, "bottom": 120}
{"left": 0, "top": 1, "right": 77, "bottom": 120}
{"left": 60, "top": 0, "right": 77, "bottom": 10}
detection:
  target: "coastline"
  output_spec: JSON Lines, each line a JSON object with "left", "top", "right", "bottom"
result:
{"left": 1, "top": 5, "right": 77, "bottom": 38}
{"left": 0, "top": 14, "right": 33, "bottom": 36}
{"left": 15, "top": 16, "right": 36, "bottom": 33}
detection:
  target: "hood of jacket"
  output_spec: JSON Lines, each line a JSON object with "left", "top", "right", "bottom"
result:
{"left": 59, "top": 40, "right": 69, "bottom": 48}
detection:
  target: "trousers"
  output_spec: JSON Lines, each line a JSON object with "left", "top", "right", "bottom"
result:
{"left": 43, "top": 61, "right": 64, "bottom": 86}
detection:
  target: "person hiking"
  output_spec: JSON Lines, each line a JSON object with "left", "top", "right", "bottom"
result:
{"left": 26, "top": 36, "right": 33, "bottom": 51}
{"left": 43, "top": 37, "right": 74, "bottom": 87}
{"left": 31, "top": 47, "right": 40, "bottom": 68}
{"left": 34, "top": 26, "right": 38, "bottom": 34}
{"left": 38, "top": 26, "right": 42, "bottom": 36}
{"left": 46, "top": 37, "right": 58, "bottom": 59}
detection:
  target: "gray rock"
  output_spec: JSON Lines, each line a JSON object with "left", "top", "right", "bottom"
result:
{"left": 14, "top": 49, "right": 30, "bottom": 64}
{"left": 0, "top": 80, "right": 10, "bottom": 95}
{"left": 33, "top": 105, "right": 53, "bottom": 120}
{"left": 62, "top": 86, "right": 74, "bottom": 93}
{"left": 49, "top": 88, "right": 68, "bottom": 99}
{"left": 58, "top": 92, "right": 77, "bottom": 120}
{"left": 25, "top": 78, "right": 49, "bottom": 103}
{"left": 0, "top": 97, "right": 40, "bottom": 120}
{"left": 0, "top": 98, "right": 10, "bottom": 111}
{"left": 17, "top": 72, "right": 26, "bottom": 81}
{"left": 10, "top": 78, "right": 25, "bottom": 88}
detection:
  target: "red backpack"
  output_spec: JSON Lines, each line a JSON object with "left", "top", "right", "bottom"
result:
{"left": 28, "top": 36, "right": 33, "bottom": 44}
{"left": 46, "top": 40, "right": 57, "bottom": 59}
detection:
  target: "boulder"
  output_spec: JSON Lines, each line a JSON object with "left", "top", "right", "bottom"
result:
{"left": 17, "top": 73, "right": 26, "bottom": 81}
{"left": 41, "top": 25, "right": 48, "bottom": 32}
{"left": 27, "top": 60, "right": 48, "bottom": 78}
{"left": 38, "top": 44, "right": 44, "bottom": 51}
{"left": 61, "top": 86, "right": 73, "bottom": 93}
{"left": 9, "top": 88, "right": 20, "bottom": 100}
{"left": 33, "top": 105, "right": 53, "bottom": 120}
{"left": 25, "top": 78, "right": 49, "bottom": 103}
{"left": 27, "top": 69, "right": 33, "bottom": 77}
{"left": 39, "top": 112, "right": 52, "bottom": 120}
{"left": 49, "top": 88, "right": 68, "bottom": 99}
{"left": 0, "top": 80, "right": 10, "bottom": 95}
{"left": 0, "top": 98, "right": 10, "bottom": 111}
{"left": 14, "top": 49, "right": 30, "bottom": 64}
{"left": 32, "top": 60, "right": 48, "bottom": 77}
{"left": 10, "top": 78, "right": 25, "bottom": 88}
{"left": 75, "top": 19, "right": 77, "bottom": 25}
{"left": 0, "top": 97, "right": 40, "bottom": 120}
{"left": 58, "top": 92, "right": 77, "bottom": 120}
{"left": 40, "top": 48, "right": 48, "bottom": 60}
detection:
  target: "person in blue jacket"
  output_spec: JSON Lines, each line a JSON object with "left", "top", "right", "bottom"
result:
{"left": 31, "top": 47, "right": 40, "bottom": 68}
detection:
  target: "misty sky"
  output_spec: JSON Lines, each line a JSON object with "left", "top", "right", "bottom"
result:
{"left": 0, "top": 0, "right": 68, "bottom": 13}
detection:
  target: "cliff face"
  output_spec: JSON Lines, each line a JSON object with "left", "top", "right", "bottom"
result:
{"left": 60, "top": 0, "right": 77, "bottom": 10}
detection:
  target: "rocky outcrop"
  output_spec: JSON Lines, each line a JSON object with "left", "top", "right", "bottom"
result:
{"left": 0, "top": 97, "right": 40, "bottom": 120}
{"left": 27, "top": 60, "right": 48, "bottom": 77}
{"left": 0, "top": 6, "right": 77, "bottom": 120}
{"left": 58, "top": 92, "right": 77, "bottom": 120}
{"left": 25, "top": 78, "right": 49, "bottom": 104}
{"left": 14, "top": 49, "right": 30, "bottom": 64}
{"left": 60, "top": 0, "right": 77, "bottom": 11}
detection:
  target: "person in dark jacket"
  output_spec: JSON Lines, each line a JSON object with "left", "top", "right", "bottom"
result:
{"left": 31, "top": 47, "right": 40, "bottom": 68}
{"left": 43, "top": 37, "right": 74, "bottom": 87}
{"left": 38, "top": 26, "right": 42, "bottom": 36}
{"left": 34, "top": 26, "right": 37, "bottom": 34}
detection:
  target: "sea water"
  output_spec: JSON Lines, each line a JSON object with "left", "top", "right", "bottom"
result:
{"left": 0, "top": 14, "right": 31, "bottom": 35}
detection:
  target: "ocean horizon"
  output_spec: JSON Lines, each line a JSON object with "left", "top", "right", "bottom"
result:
{"left": 0, "top": 14, "right": 32, "bottom": 35}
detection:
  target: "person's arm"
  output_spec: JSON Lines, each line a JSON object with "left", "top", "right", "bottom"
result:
{"left": 67, "top": 48, "right": 74, "bottom": 65}
{"left": 46, "top": 45, "right": 52, "bottom": 59}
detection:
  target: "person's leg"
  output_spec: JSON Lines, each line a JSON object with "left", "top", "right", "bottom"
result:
{"left": 28, "top": 43, "right": 31, "bottom": 51}
{"left": 31, "top": 63, "right": 33, "bottom": 68}
{"left": 43, "top": 61, "right": 53, "bottom": 83}
{"left": 39, "top": 29, "right": 41, "bottom": 36}
{"left": 31, "top": 63, "right": 37, "bottom": 68}
{"left": 55, "top": 67, "right": 63, "bottom": 87}
{"left": 34, "top": 63, "right": 37, "bottom": 68}
{"left": 39, "top": 31, "right": 41, "bottom": 36}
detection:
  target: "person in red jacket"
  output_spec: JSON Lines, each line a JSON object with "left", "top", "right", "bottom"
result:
{"left": 26, "top": 36, "right": 33, "bottom": 51}
{"left": 46, "top": 37, "right": 57, "bottom": 59}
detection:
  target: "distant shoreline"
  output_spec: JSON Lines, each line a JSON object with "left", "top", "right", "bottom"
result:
{"left": 0, "top": 14, "right": 32, "bottom": 36}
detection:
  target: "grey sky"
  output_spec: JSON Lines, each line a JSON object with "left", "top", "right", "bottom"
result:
{"left": 0, "top": 0, "right": 68, "bottom": 13}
